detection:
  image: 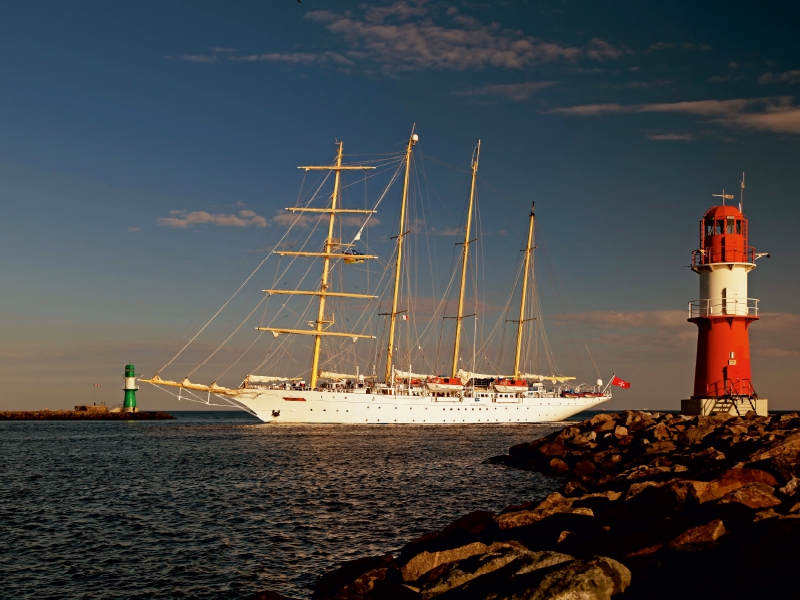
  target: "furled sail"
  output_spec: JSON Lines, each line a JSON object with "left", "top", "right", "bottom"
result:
{"left": 318, "top": 370, "right": 376, "bottom": 380}
{"left": 520, "top": 373, "right": 576, "bottom": 383}
{"left": 245, "top": 375, "right": 303, "bottom": 383}
{"left": 394, "top": 369, "right": 434, "bottom": 379}
{"left": 140, "top": 373, "right": 240, "bottom": 395}
{"left": 456, "top": 369, "right": 501, "bottom": 380}
{"left": 456, "top": 369, "right": 576, "bottom": 383}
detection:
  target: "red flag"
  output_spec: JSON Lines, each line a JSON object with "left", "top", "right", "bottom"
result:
{"left": 401, "top": 315, "right": 409, "bottom": 321}
{"left": 611, "top": 376, "right": 630, "bottom": 389}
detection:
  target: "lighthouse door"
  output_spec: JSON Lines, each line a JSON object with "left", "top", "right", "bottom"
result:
{"left": 723, "top": 286, "right": 740, "bottom": 315}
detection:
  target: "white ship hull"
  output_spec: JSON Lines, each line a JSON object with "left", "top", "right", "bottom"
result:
{"left": 232, "top": 388, "right": 611, "bottom": 424}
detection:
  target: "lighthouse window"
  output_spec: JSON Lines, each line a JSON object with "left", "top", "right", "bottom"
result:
{"left": 705, "top": 220, "right": 713, "bottom": 236}
{"left": 727, "top": 217, "right": 735, "bottom": 234}
{"left": 736, "top": 220, "right": 742, "bottom": 234}
{"left": 715, "top": 220, "right": 724, "bottom": 235}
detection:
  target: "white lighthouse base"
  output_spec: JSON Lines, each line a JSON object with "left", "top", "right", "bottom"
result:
{"left": 681, "top": 397, "right": 768, "bottom": 417}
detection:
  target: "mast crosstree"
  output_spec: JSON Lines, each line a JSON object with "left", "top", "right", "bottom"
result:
{"left": 384, "top": 127, "right": 418, "bottom": 383}
{"left": 451, "top": 141, "right": 481, "bottom": 377}
{"left": 255, "top": 142, "right": 377, "bottom": 388}
{"left": 513, "top": 203, "right": 536, "bottom": 378}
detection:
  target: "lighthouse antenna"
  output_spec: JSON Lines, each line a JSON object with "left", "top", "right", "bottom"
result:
{"left": 740, "top": 172, "right": 745, "bottom": 213}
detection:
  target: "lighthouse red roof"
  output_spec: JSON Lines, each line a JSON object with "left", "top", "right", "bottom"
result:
{"left": 702, "top": 204, "right": 743, "bottom": 219}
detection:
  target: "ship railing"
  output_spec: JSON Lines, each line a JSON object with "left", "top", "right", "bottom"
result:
{"left": 688, "top": 298, "right": 759, "bottom": 318}
{"left": 692, "top": 246, "right": 756, "bottom": 267}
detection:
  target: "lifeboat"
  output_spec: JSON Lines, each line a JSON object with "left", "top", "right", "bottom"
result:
{"left": 561, "top": 392, "right": 582, "bottom": 398}
{"left": 493, "top": 378, "right": 528, "bottom": 393}
{"left": 425, "top": 376, "right": 464, "bottom": 393}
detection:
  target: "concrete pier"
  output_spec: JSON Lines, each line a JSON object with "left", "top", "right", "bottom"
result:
{"left": 681, "top": 396, "right": 768, "bottom": 416}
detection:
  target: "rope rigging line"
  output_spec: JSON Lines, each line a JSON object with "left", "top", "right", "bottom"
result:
{"left": 157, "top": 170, "right": 333, "bottom": 374}
{"left": 187, "top": 292, "right": 270, "bottom": 377}
{"left": 537, "top": 225, "right": 587, "bottom": 381}
{"left": 214, "top": 297, "right": 272, "bottom": 381}
{"left": 347, "top": 156, "right": 406, "bottom": 246}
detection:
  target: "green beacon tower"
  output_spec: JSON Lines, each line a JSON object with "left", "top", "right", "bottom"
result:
{"left": 123, "top": 364, "right": 138, "bottom": 412}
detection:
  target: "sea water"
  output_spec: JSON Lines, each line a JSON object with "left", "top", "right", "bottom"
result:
{"left": 0, "top": 411, "right": 574, "bottom": 599}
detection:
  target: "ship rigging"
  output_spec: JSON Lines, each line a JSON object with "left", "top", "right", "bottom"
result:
{"left": 142, "top": 128, "right": 613, "bottom": 422}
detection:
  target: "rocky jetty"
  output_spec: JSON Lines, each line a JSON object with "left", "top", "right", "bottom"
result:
{"left": 285, "top": 411, "right": 800, "bottom": 600}
{"left": 0, "top": 409, "right": 175, "bottom": 420}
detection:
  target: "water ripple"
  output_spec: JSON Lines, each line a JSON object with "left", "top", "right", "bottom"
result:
{"left": 0, "top": 412, "right": 566, "bottom": 599}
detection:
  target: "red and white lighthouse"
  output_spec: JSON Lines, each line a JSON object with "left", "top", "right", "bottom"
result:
{"left": 682, "top": 185, "right": 769, "bottom": 416}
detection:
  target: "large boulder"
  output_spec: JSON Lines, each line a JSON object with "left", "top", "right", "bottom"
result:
{"left": 667, "top": 519, "right": 727, "bottom": 550}
{"left": 419, "top": 547, "right": 571, "bottom": 598}
{"left": 700, "top": 469, "right": 778, "bottom": 502}
{"left": 495, "top": 494, "right": 593, "bottom": 530}
{"left": 402, "top": 542, "right": 491, "bottom": 582}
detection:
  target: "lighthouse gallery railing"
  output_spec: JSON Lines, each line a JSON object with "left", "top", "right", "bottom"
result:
{"left": 692, "top": 246, "right": 756, "bottom": 267}
{"left": 688, "top": 298, "right": 759, "bottom": 318}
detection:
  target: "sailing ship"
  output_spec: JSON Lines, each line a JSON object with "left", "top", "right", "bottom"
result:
{"left": 142, "top": 129, "right": 612, "bottom": 422}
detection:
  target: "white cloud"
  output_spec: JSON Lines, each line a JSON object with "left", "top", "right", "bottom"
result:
{"left": 628, "top": 79, "right": 672, "bottom": 89}
{"left": 646, "top": 42, "right": 675, "bottom": 52}
{"left": 584, "top": 38, "right": 627, "bottom": 61}
{"left": 127, "top": 227, "right": 141, "bottom": 232}
{"left": 647, "top": 133, "right": 693, "bottom": 141}
{"left": 453, "top": 81, "right": 557, "bottom": 101}
{"left": 168, "top": 54, "right": 220, "bottom": 63}
{"left": 158, "top": 210, "right": 268, "bottom": 228}
{"left": 235, "top": 51, "right": 355, "bottom": 68}
{"left": 545, "top": 96, "right": 800, "bottom": 135}
{"left": 303, "top": 5, "right": 629, "bottom": 73}
{"left": 167, "top": 47, "right": 240, "bottom": 64}
{"left": 169, "top": 2, "right": 630, "bottom": 75}
{"left": 682, "top": 42, "right": 712, "bottom": 51}
{"left": 758, "top": 70, "right": 800, "bottom": 85}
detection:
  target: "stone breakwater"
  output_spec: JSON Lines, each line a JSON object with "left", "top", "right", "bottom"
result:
{"left": 265, "top": 411, "right": 800, "bottom": 600}
{"left": 0, "top": 410, "right": 175, "bottom": 420}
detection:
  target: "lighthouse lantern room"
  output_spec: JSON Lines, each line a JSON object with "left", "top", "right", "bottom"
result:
{"left": 681, "top": 182, "right": 769, "bottom": 416}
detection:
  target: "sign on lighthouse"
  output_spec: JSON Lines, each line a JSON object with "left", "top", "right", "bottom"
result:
{"left": 681, "top": 179, "right": 769, "bottom": 416}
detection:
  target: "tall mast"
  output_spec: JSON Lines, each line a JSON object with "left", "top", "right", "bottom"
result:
{"left": 451, "top": 140, "right": 480, "bottom": 378}
{"left": 384, "top": 127, "right": 418, "bottom": 383}
{"left": 256, "top": 144, "right": 376, "bottom": 388}
{"left": 309, "top": 142, "right": 345, "bottom": 389}
{"left": 513, "top": 202, "right": 535, "bottom": 378}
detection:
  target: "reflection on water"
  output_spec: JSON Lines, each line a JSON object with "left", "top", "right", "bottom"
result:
{"left": 0, "top": 411, "right": 569, "bottom": 599}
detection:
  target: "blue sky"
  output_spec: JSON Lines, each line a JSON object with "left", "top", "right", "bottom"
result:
{"left": 1, "top": 0, "right": 799, "bottom": 410}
